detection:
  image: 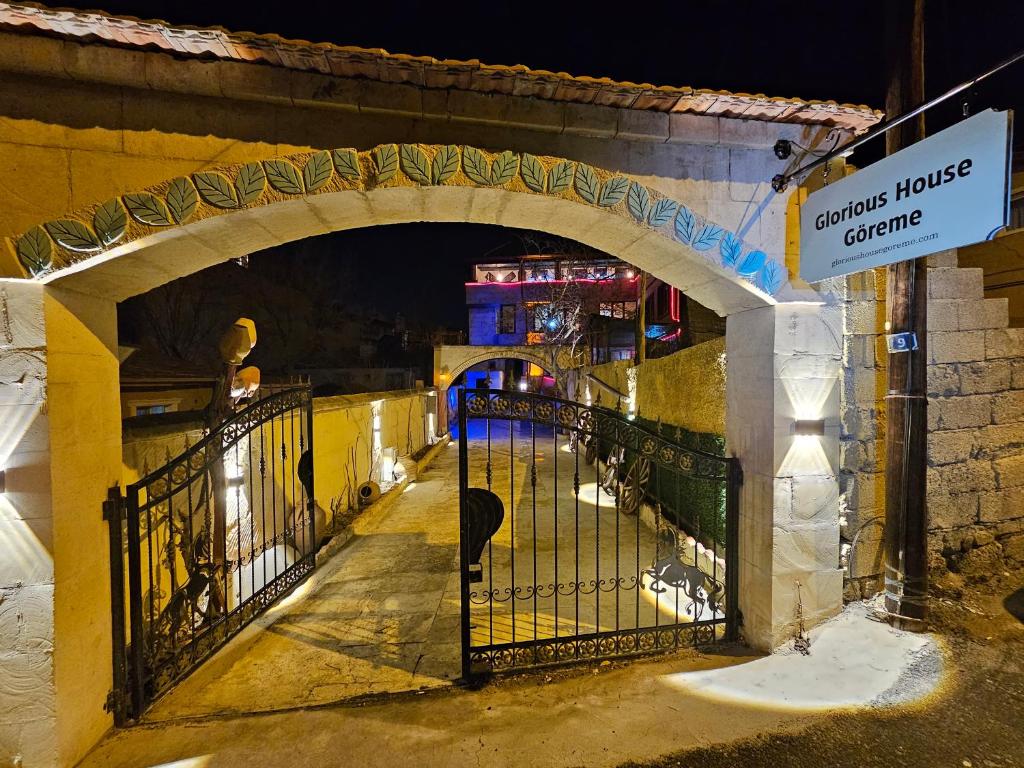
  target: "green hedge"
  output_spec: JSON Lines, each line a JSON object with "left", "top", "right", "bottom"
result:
{"left": 599, "top": 415, "right": 727, "bottom": 547}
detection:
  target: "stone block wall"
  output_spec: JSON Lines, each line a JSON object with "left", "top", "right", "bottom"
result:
{"left": 834, "top": 250, "right": 1024, "bottom": 598}
{"left": 925, "top": 256, "right": 1024, "bottom": 558}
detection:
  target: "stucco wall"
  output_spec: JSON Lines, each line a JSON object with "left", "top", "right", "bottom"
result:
{"left": 587, "top": 337, "right": 726, "bottom": 436}
{"left": 0, "top": 30, "right": 823, "bottom": 284}
{"left": 311, "top": 389, "right": 435, "bottom": 530}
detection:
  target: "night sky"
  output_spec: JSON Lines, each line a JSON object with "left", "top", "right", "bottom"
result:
{"left": 100, "top": 0, "right": 1024, "bottom": 344}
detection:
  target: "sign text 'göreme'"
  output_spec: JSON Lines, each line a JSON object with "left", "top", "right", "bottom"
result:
{"left": 800, "top": 108, "right": 1012, "bottom": 282}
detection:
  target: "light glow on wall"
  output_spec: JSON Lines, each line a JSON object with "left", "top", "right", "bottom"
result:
{"left": 151, "top": 757, "right": 214, "bottom": 768}
{"left": 0, "top": 408, "right": 53, "bottom": 591}
{"left": 626, "top": 366, "right": 638, "bottom": 421}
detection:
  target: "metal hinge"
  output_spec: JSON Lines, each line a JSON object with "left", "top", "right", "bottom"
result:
{"left": 103, "top": 689, "right": 120, "bottom": 714}
{"left": 102, "top": 486, "right": 126, "bottom": 521}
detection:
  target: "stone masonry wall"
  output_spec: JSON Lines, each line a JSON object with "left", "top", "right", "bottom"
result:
{"left": 837, "top": 250, "right": 1024, "bottom": 599}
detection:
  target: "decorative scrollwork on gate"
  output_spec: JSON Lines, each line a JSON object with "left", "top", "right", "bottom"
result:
{"left": 458, "top": 387, "right": 738, "bottom": 681}
{"left": 117, "top": 387, "right": 315, "bottom": 718}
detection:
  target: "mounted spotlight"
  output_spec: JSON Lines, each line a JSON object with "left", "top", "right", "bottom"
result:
{"left": 794, "top": 419, "right": 826, "bottom": 437}
{"left": 773, "top": 139, "right": 793, "bottom": 160}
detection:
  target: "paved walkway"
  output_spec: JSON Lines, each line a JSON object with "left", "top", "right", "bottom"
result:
{"left": 81, "top": 429, "right": 945, "bottom": 768}
{"left": 82, "top": 601, "right": 942, "bottom": 768}
{"left": 146, "top": 443, "right": 465, "bottom": 721}
{"left": 148, "top": 424, "right": 717, "bottom": 721}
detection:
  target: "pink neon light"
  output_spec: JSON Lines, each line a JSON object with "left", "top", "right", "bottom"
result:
{"left": 465, "top": 276, "right": 639, "bottom": 287}
{"left": 669, "top": 287, "right": 680, "bottom": 322}
{"left": 658, "top": 329, "right": 681, "bottom": 342}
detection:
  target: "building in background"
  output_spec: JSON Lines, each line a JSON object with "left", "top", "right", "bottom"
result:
{"left": 463, "top": 254, "right": 725, "bottom": 372}
{"left": 119, "top": 346, "right": 217, "bottom": 420}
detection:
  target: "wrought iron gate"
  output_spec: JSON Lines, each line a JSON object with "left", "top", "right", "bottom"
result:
{"left": 457, "top": 388, "right": 739, "bottom": 679}
{"left": 105, "top": 387, "right": 315, "bottom": 722}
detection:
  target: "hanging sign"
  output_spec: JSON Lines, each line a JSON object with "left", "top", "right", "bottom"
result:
{"left": 800, "top": 108, "right": 1013, "bottom": 283}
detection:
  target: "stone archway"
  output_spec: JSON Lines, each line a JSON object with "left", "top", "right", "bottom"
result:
{"left": 7, "top": 144, "right": 790, "bottom": 314}
{"left": 434, "top": 344, "right": 563, "bottom": 431}
{"left": 1, "top": 144, "right": 841, "bottom": 765}
{"left": 436, "top": 345, "right": 559, "bottom": 388}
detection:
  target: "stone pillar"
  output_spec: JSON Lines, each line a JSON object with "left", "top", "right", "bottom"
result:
{"left": 0, "top": 281, "right": 121, "bottom": 768}
{"left": 1, "top": 281, "right": 57, "bottom": 767}
{"left": 726, "top": 302, "right": 843, "bottom": 650}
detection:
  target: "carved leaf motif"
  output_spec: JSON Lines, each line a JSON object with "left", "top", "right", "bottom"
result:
{"left": 692, "top": 223, "right": 724, "bottom": 251}
{"left": 648, "top": 198, "right": 678, "bottom": 228}
{"left": 547, "top": 160, "right": 574, "bottom": 194}
{"left": 124, "top": 193, "right": 174, "bottom": 225}
{"left": 16, "top": 226, "right": 53, "bottom": 274}
{"left": 520, "top": 153, "right": 546, "bottom": 193}
{"left": 489, "top": 151, "right": 518, "bottom": 186}
{"left": 673, "top": 205, "right": 696, "bottom": 243}
{"left": 93, "top": 198, "right": 127, "bottom": 246}
{"left": 598, "top": 176, "right": 629, "bottom": 207}
{"left": 372, "top": 144, "right": 399, "bottom": 182}
{"left": 331, "top": 148, "right": 361, "bottom": 180}
{"left": 44, "top": 219, "right": 102, "bottom": 252}
{"left": 399, "top": 144, "right": 431, "bottom": 184}
{"left": 737, "top": 249, "right": 767, "bottom": 278}
{"left": 759, "top": 260, "right": 785, "bottom": 295}
{"left": 574, "top": 164, "right": 599, "bottom": 204}
{"left": 263, "top": 160, "right": 304, "bottom": 194}
{"left": 303, "top": 150, "right": 333, "bottom": 191}
{"left": 719, "top": 232, "right": 742, "bottom": 268}
{"left": 167, "top": 177, "right": 199, "bottom": 222}
{"left": 626, "top": 182, "right": 651, "bottom": 223}
{"left": 193, "top": 173, "right": 240, "bottom": 208}
{"left": 431, "top": 144, "right": 460, "bottom": 184}
{"left": 233, "top": 164, "right": 266, "bottom": 206}
{"left": 462, "top": 146, "right": 491, "bottom": 186}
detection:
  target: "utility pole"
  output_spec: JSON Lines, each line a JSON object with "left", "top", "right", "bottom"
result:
{"left": 882, "top": 0, "right": 929, "bottom": 629}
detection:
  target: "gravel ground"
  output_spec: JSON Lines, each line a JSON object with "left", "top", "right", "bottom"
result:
{"left": 625, "top": 571, "right": 1024, "bottom": 768}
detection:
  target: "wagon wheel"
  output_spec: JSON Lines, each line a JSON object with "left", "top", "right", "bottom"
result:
{"left": 600, "top": 447, "right": 623, "bottom": 496}
{"left": 621, "top": 456, "right": 650, "bottom": 516}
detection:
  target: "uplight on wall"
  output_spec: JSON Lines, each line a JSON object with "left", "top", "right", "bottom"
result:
{"left": 794, "top": 419, "right": 825, "bottom": 437}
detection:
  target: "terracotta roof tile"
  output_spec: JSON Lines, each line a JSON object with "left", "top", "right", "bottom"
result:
{"left": 0, "top": 1, "right": 882, "bottom": 132}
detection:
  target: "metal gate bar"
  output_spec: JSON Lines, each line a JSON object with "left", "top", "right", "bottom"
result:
{"left": 458, "top": 388, "right": 739, "bottom": 679}
{"left": 106, "top": 386, "right": 315, "bottom": 722}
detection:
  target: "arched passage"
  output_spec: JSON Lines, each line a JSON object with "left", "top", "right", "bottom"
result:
{"left": 436, "top": 344, "right": 559, "bottom": 386}
{"left": 1, "top": 144, "right": 842, "bottom": 761}
{"left": 434, "top": 344, "right": 562, "bottom": 431}
{"left": 7, "top": 144, "right": 789, "bottom": 314}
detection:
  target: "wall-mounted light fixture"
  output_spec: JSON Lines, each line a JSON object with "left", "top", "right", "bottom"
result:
{"left": 794, "top": 419, "right": 826, "bottom": 437}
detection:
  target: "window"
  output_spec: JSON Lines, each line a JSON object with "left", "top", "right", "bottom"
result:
{"left": 528, "top": 304, "right": 564, "bottom": 332}
{"left": 599, "top": 301, "right": 637, "bottom": 319}
{"left": 134, "top": 404, "right": 169, "bottom": 416}
{"left": 498, "top": 304, "right": 516, "bottom": 334}
{"left": 1010, "top": 194, "right": 1024, "bottom": 231}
